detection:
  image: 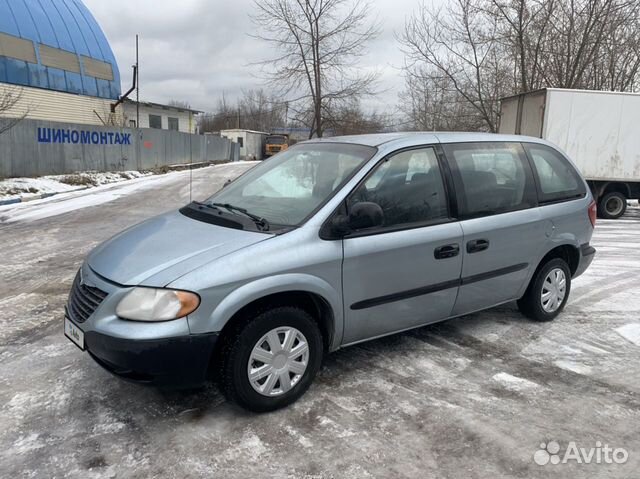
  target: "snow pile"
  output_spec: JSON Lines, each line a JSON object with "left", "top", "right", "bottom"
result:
{"left": 0, "top": 171, "right": 152, "bottom": 200}
{"left": 615, "top": 323, "right": 640, "bottom": 347}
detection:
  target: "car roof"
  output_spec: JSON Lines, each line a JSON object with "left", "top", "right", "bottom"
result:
{"left": 305, "top": 131, "right": 549, "bottom": 148}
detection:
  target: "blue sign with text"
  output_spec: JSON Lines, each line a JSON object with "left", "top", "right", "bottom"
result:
{"left": 37, "top": 128, "right": 132, "bottom": 146}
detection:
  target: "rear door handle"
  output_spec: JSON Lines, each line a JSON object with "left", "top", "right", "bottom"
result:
{"left": 434, "top": 244, "right": 460, "bottom": 259}
{"left": 467, "top": 239, "right": 490, "bottom": 253}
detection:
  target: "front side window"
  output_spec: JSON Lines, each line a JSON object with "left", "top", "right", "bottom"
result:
{"left": 349, "top": 147, "right": 449, "bottom": 229}
{"left": 206, "top": 143, "right": 376, "bottom": 227}
{"left": 149, "top": 114, "right": 162, "bottom": 129}
{"left": 524, "top": 143, "right": 586, "bottom": 203}
{"left": 444, "top": 142, "right": 536, "bottom": 218}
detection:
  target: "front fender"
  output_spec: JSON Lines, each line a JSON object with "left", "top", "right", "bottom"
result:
{"left": 207, "top": 273, "right": 343, "bottom": 351}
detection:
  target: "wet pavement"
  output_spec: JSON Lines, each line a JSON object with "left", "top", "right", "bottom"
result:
{"left": 1, "top": 166, "right": 639, "bottom": 478}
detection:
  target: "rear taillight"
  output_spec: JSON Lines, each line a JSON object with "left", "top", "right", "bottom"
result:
{"left": 588, "top": 200, "right": 597, "bottom": 227}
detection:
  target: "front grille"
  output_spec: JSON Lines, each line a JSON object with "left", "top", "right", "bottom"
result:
{"left": 67, "top": 271, "right": 108, "bottom": 323}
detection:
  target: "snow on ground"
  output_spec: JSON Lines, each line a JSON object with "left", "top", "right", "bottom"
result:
{"left": 615, "top": 323, "right": 640, "bottom": 346}
{"left": 0, "top": 162, "right": 258, "bottom": 224}
{"left": 0, "top": 169, "right": 639, "bottom": 478}
{"left": 0, "top": 171, "right": 152, "bottom": 200}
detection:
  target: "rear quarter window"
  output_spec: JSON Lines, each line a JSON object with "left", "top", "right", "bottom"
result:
{"left": 523, "top": 143, "right": 586, "bottom": 203}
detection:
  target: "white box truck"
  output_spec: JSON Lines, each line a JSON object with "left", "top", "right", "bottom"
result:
{"left": 499, "top": 88, "right": 640, "bottom": 218}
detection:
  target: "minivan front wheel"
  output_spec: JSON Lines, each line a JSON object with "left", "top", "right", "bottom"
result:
{"left": 518, "top": 258, "right": 571, "bottom": 322}
{"left": 220, "top": 306, "right": 323, "bottom": 412}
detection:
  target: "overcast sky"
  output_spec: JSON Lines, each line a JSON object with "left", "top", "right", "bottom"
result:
{"left": 83, "top": 0, "right": 433, "bottom": 114}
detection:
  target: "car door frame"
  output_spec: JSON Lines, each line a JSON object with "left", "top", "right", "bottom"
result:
{"left": 320, "top": 143, "right": 465, "bottom": 345}
{"left": 320, "top": 144, "right": 459, "bottom": 240}
{"left": 439, "top": 141, "right": 543, "bottom": 316}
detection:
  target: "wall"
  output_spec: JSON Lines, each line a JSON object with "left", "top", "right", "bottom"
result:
{"left": 0, "top": 82, "right": 122, "bottom": 126}
{"left": 0, "top": 118, "right": 234, "bottom": 178}
{"left": 0, "top": 83, "right": 197, "bottom": 133}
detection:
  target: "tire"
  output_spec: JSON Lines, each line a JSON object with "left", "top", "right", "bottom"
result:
{"left": 517, "top": 258, "right": 571, "bottom": 322}
{"left": 598, "top": 191, "right": 627, "bottom": 219}
{"left": 220, "top": 306, "right": 323, "bottom": 412}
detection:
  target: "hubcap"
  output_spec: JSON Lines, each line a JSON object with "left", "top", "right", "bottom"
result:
{"left": 541, "top": 268, "right": 567, "bottom": 313}
{"left": 247, "top": 327, "right": 309, "bottom": 397}
{"left": 605, "top": 197, "right": 624, "bottom": 216}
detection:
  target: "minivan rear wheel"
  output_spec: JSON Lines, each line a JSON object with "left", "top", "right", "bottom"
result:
{"left": 220, "top": 306, "right": 323, "bottom": 412}
{"left": 517, "top": 258, "right": 571, "bottom": 322}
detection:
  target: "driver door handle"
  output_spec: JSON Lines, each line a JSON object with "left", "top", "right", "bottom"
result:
{"left": 434, "top": 244, "right": 460, "bottom": 260}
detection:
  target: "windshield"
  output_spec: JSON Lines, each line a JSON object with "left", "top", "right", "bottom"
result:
{"left": 266, "top": 136, "right": 287, "bottom": 145}
{"left": 206, "top": 143, "right": 376, "bottom": 227}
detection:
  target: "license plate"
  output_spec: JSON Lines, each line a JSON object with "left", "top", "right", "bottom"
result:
{"left": 64, "top": 316, "right": 85, "bottom": 350}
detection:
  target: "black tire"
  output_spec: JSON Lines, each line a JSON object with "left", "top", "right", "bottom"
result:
{"left": 598, "top": 191, "right": 627, "bottom": 219}
{"left": 517, "top": 258, "right": 571, "bottom": 322}
{"left": 220, "top": 306, "right": 323, "bottom": 412}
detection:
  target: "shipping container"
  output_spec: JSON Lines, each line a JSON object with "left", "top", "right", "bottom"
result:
{"left": 499, "top": 88, "right": 640, "bottom": 218}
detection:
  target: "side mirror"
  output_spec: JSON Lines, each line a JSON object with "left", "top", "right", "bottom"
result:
{"left": 348, "top": 202, "right": 384, "bottom": 230}
{"left": 222, "top": 179, "right": 232, "bottom": 188}
{"left": 325, "top": 202, "right": 384, "bottom": 239}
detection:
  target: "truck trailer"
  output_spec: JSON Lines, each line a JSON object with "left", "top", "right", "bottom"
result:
{"left": 499, "top": 88, "right": 640, "bottom": 219}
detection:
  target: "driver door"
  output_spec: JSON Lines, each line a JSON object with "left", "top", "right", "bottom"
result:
{"left": 341, "top": 147, "right": 463, "bottom": 345}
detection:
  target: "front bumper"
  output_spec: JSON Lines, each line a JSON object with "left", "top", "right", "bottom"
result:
{"left": 574, "top": 243, "right": 596, "bottom": 278}
{"left": 85, "top": 330, "right": 218, "bottom": 388}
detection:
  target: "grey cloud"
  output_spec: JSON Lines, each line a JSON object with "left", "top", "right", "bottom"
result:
{"left": 84, "top": 0, "right": 434, "bottom": 113}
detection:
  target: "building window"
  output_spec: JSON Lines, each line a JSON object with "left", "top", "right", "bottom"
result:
{"left": 149, "top": 115, "right": 162, "bottom": 129}
{"left": 129, "top": 120, "right": 137, "bottom": 128}
{"left": 237, "top": 137, "right": 244, "bottom": 148}
{"left": 168, "top": 117, "right": 179, "bottom": 131}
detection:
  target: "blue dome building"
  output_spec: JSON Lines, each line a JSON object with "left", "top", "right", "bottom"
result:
{"left": 0, "top": 0, "right": 120, "bottom": 100}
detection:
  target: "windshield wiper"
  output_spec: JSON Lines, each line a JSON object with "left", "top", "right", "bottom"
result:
{"left": 210, "top": 203, "right": 270, "bottom": 231}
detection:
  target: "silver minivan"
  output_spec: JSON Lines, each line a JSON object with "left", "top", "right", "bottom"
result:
{"left": 64, "top": 133, "right": 596, "bottom": 411}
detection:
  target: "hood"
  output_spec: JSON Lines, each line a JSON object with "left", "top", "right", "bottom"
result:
{"left": 88, "top": 210, "right": 271, "bottom": 286}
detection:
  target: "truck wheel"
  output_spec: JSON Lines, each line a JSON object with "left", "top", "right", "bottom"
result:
{"left": 518, "top": 258, "right": 571, "bottom": 322}
{"left": 598, "top": 191, "right": 627, "bottom": 219}
{"left": 220, "top": 306, "right": 323, "bottom": 412}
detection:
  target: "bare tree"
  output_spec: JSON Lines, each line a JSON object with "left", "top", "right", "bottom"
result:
{"left": 251, "top": 0, "right": 380, "bottom": 138}
{"left": 399, "top": 0, "right": 640, "bottom": 132}
{"left": 398, "top": 71, "right": 488, "bottom": 131}
{"left": 324, "top": 98, "right": 390, "bottom": 135}
{"left": 238, "top": 89, "right": 287, "bottom": 132}
{"left": 0, "top": 87, "right": 28, "bottom": 136}
{"left": 199, "top": 90, "right": 287, "bottom": 133}
{"left": 400, "top": 0, "right": 510, "bottom": 132}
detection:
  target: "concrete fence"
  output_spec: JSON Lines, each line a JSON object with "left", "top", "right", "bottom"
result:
{"left": 0, "top": 118, "right": 237, "bottom": 178}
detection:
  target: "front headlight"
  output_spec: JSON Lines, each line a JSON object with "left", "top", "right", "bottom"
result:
{"left": 116, "top": 288, "right": 200, "bottom": 322}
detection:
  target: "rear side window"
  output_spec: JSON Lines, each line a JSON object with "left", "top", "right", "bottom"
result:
{"left": 443, "top": 142, "right": 537, "bottom": 218}
{"left": 524, "top": 143, "right": 586, "bottom": 203}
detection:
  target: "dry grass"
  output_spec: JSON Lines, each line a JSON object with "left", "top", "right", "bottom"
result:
{"left": 57, "top": 175, "right": 97, "bottom": 187}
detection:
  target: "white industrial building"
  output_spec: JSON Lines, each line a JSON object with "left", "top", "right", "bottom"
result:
{"left": 220, "top": 129, "right": 268, "bottom": 160}
{"left": 121, "top": 99, "right": 200, "bottom": 133}
{"left": 0, "top": 83, "right": 200, "bottom": 134}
